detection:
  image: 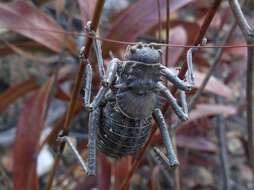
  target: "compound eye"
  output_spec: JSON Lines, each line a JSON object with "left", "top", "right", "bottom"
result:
{"left": 158, "top": 49, "right": 162, "bottom": 55}
{"left": 137, "top": 43, "right": 143, "bottom": 49}
{"left": 130, "top": 46, "right": 137, "bottom": 54}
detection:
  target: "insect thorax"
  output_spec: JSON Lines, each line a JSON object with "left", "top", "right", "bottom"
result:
{"left": 115, "top": 61, "right": 161, "bottom": 119}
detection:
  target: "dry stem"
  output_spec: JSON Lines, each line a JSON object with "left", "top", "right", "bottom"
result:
{"left": 229, "top": 0, "right": 254, "bottom": 171}
{"left": 45, "top": 1, "right": 105, "bottom": 189}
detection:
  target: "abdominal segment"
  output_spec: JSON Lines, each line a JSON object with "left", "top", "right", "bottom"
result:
{"left": 97, "top": 103, "right": 152, "bottom": 158}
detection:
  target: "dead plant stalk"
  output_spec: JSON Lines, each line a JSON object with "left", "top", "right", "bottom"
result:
{"left": 45, "top": 1, "right": 106, "bottom": 190}
{"left": 228, "top": 0, "right": 254, "bottom": 171}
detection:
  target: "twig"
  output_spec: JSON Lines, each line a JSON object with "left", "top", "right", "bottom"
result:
{"left": 228, "top": 0, "right": 254, "bottom": 171}
{"left": 0, "top": 161, "right": 13, "bottom": 190}
{"left": 5, "top": 26, "right": 254, "bottom": 48}
{"left": 215, "top": 96, "right": 231, "bottom": 190}
{"left": 119, "top": 0, "right": 223, "bottom": 189}
{"left": 229, "top": 0, "right": 254, "bottom": 39}
{"left": 174, "top": 0, "right": 223, "bottom": 88}
{"left": 188, "top": 21, "right": 237, "bottom": 110}
{"left": 45, "top": 1, "right": 105, "bottom": 190}
{"left": 156, "top": 0, "right": 162, "bottom": 42}
{"left": 165, "top": 0, "right": 170, "bottom": 67}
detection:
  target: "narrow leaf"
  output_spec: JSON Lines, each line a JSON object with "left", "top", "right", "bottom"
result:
{"left": 182, "top": 104, "right": 237, "bottom": 125}
{"left": 113, "top": 157, "right": 131, "bottom": 190}
{"left": 0, "top": 79, "right": 39, "bottom": 112}
{"left": 194, "top": 71, "right": 234, "bottom": 98}
{"left": 0, "top": 1, "right": 76, "bottom": 54}
{"left": 97, "top": 153, "right": 111, "bottom": 190}
{"left": 103, "top": 0, "right": 194, "bottom": 53}
{"left": 13, "top": 78, "right": 54, "bottom": 190}
{"left": 176, "top": 134, "right": 218, "bottom": 153}
{"left": 78, "top": 0, "right": 96, "bottom": 25}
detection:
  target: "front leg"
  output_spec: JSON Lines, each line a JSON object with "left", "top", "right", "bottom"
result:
{"left": 160, "top": 65, "right": 191, "bottom": 91}
{"left": 85, "top": 23, "right": 105, "bottom": 81}
{"left": 90, "top": 58, "right": 119, "bottom": 110}
{"left": 156, "top": 82, "right": 188, "bottom": 121}
{"left": 83, "top": 61, "right": 92, "bottom": 109}
{"left": 154, "top": 108, "right": 179, "bottom": 167}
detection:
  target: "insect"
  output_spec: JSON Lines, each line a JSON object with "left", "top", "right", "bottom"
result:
{"left": 60, "top": 26, "right": 195, "bottom": 176}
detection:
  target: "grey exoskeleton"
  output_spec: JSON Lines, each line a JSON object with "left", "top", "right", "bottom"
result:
{"left": 62, "top": 28, "right": 195, "bottom": 176}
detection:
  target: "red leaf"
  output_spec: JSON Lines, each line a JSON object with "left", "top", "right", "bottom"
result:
{"left": 162, "top": 19, "right": 201, "bottom": 46}
{"left": 0, "top": 1, "right": 76, "bottom": 54}
{"left": 78, "top": 0, "right": 95, "bottom": 25}
{"left": 150, "top": 166, "right": 161, "bottom": 190}
{"left": 150, "top": 132, "right": 218, "bottom": 153}
{"left": 163, "top": 26, "right": 187, "bottom": 66}
{"left": 0, "top": 65, "right": 74, "bottom": 112}
{"left": 1, "top": 40, "right": 60, "bottom": 63}
{"left": 0, "top": 40, "right": 50, "bottom": 57}
{"left": 194, "top": 70, "right": 233, "bottom": 98}
{"left": 75, "top": 176, "right": 97, "bottom": 190}
{"left": 112, "top": 156, "right": 131, "bottom": 190}
{"left": 97, "top": 153, "right": 111, "bottom": 190}
{"left": 13, "top": 78, "right": 54, "bottom": 190}
{"left": 103, "top": 0, "right": 195, "bottom": 53}
{"left": 0, "top": 79, "right": 39, "bottom": 112}
{"left": 181, "top": 104, "right": 237, "bottom": 125}
{"left": 176, "top": 134, "right": 218, "bottom": 153}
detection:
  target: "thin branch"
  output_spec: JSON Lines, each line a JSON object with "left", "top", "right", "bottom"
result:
{"left": 172, "top": 0, "right": 223, "bottom": 93}
{"left": 229, "top": 0, "right": 254, "bottom": 40}
{"left": 0, "top": 161, "right": 13, "bottom": 190}
{"left": 215, "top": 96, "right": 231, "bottom": 190}
{"left": 188, "top": 21, "right": 237, "bottom": 110}
{"left": 228, "top": 0, "right": 254, "bottom": 171}
{"left": 246, "top": 43, "right": 254, "bottom": 169}
{"left": 165, "top": 0, "right": 170, "bottom": 67}
{"left": 156, "top": 0, "right": 162, "bottom": 42}
{"left": 45, "top": 1, "right": 106, "bottom": 189}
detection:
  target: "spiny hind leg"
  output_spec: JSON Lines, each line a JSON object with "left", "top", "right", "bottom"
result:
{"left": 153, "top": 108, "right": 179, "bottom": 167}
{"left": 87, "top": 107, "right": 101, "bottom": 175}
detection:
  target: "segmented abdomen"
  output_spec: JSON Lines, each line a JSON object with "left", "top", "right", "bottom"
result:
{"left": 97, "top": 103, "right": 152, "bottom": 158}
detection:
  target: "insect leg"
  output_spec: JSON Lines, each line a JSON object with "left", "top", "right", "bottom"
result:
{"left": 154, "top": 108, "right": 179, "bottom": 167}
{"left": 103, "top": 58, "right": 119, "bottom": 87}
{"left": 92, "top": 36, "right": 106, "bottom": 81}
{"left": 180, "top": 90, "right": 188, "bottom": 115}
{"left": 90, "top": 87, "right": 108, "bottom": 110}
{"left": 83, "top": 61, "right": 92, "bottom": 109}
{"left": 58, "top": 136, "right": 88, "bottom": 174}
{"left": 160, "top": 65, "right": 191, "bottom": 91}
{"left": 87, "top": 107, "right": 101, "bottom": 175}
{"left": 85, "top": 23, "right": 105, "bottom": 81}
{"left": 186, "top": 47, "right": 197, "bottom": 86}
{"left": 156, "top": 82, "right": 188, "bottom": 121}
{"left": 89, "top": 57, "right": 118, "bottom": 110}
